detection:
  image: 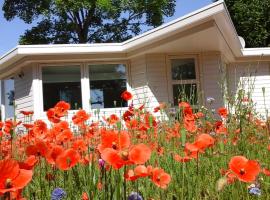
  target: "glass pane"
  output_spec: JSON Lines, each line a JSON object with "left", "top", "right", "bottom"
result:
{"left": 89, "top": 64, "right": 127, "bottom": 108}
{"left": 173, "top": 84, "right": 197, "bottom": 106}
{"left": 42, "top": 66, "right": 82, "bottom": 110}
{"left": 171, "top": 58, "right": 196, "bottom": 80}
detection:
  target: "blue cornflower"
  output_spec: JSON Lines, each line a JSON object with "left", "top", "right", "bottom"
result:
{"left": 249, "top": 187, "right": 261, "bottom": 196}
{"left": 128, "top": 192, "right": 143, "bottom": 200}
{"left": 51, "top": 188, "right": 67, "bottom": 200}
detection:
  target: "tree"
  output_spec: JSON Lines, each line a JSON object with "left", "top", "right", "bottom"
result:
{"left": 214, "top": 0, "right": 270, "bottom": 47}
{"left": 3, "top": 0, "right": 176, "bottom": 44}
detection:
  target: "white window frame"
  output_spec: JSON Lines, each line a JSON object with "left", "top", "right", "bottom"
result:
{"left": 86, "top": 61, "right": 131, "bottom": 113}
{"left": 38, "top": 63, "right": 84, "bottom": 118}
{"left": 166, "top": 55, "right": 200, "bottom": 106}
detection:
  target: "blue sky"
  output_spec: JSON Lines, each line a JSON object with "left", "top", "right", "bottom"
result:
{"left": 0, "top": 0, "right": 213, "bottom": 57}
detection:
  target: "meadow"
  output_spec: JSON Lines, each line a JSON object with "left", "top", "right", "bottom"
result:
{"left": 0, "top": 90, "right": 269, "bottom": 200}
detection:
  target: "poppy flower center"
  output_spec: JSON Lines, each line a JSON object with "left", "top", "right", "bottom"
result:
{"left": 240, "top": 168, "right": 245, "bottom": 175}
{"left": 5, "top": 178, "right": 12, "bottom": 189}
{"left": 121, "top": 151, "right": 129, "bottom": 160}
{"left": 112, "top": 142, "right": 117, "bottom": 150}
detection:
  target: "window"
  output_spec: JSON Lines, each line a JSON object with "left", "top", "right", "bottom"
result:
{"left": 170, "top": 58, "right": 198, "bottom": 106}
{"left": 89, "top": 64, "right": 127, "bottom": 109}
{"left": 42, "top": 66, "right": 82, "bottom": 110}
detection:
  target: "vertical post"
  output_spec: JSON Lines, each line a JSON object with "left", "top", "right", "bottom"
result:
{"left": 81, "top": 63, "right": 90, "bottom": 112}
{"left": 0, "top": 80, "right": 5, "bottom": 120}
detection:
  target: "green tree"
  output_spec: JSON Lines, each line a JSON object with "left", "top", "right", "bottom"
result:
{"left": 214, "top": 0, "right": 270, "bottom": 47}
{"left": 3, "top": 0, "right": 176, "bottom": 44}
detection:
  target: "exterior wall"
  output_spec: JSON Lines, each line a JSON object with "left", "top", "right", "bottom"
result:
{"left": 227, "top": 62, "right": 270, "bottom": 119}
{"left": 14, "top": 65, "right": 34, "bottom": 121}
{"left": 200, "top": 53, "right": 225, "bottom": 110}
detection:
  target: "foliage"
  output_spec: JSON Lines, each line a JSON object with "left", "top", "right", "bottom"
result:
{"left": 214, "top": 0, "right": 270, "bottom": 47}
{"left": 2, "top": 0, "right": 176, "bottom": 44}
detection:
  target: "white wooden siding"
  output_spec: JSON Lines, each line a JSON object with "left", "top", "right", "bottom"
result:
{"left": 14, "top": 66, "right": 34, "bottom": 121}
{"left": 145, "top": 54, "right": 169, "bottom": 108}
{"left": 201, "top": 54, "right": 225, "bottom": 110}
{"left": 227, "top": 62, "right": 270, "bottom": 119}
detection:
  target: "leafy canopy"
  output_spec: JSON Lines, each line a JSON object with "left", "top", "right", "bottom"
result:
{"left": 3, "top": 0, "right": 176, "bottom": 44}
{"left": 214, "top": 0, "right": 270, "bottom": 47}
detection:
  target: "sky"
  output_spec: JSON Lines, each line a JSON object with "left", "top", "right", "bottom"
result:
{"left": 0, "top": 0, "right": 213, "bottom": 57}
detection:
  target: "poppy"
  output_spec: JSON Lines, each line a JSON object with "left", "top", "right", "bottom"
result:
{"left": 46, "top": 145, "right": 64, "bottom": 165}
{"left": 0, "top": 159, "right": 33, "bottom": 195}
{"left": 121, "top": 91, "right": 133, "bottom": 101}
{"left": 218, "top": 107, "right": 228, "bottom": 118}
{"left": 56, "top": 149, "right": 80, "bottom": 170}
{"left": 20, "top": 111, "right": 34, "bottom": 116}
{"left": 26, "top": 140, "right": 48, "bottom": 157}
{"left": 54, "top": 101, "right": 70, "bottom": 117}
{"left": 82, "top": 192, "right": 89, "bottom": 200}
{"left": 18, "top": 156, "right": 38, "bottom": 170}
{"left": 72, "top": 110, "right": 90, "bottom": 125}
{"left": 47, "top": 108, "right": 61, "bottom": 123}
{"left": 229, "top": 156, "right": 260, "bottom": 182}
{"left": 151, "top": 167, "right": 171, "bottom": 189}
{"left": 98, "top": 129, "right": 130, "bottom": 152}
{"left": 194, "top": 134, "right": 215, "bottom": 151}
{"left": 129, "top": 144, "right": 151, "bottom": 165}
{"left": 178, "top": 102, "right": 191, "bottom": 108}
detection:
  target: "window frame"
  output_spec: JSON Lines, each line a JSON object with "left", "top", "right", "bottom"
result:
{"left": 166, "top": 55, "right": 200, "bottom": 107}
{"left": 39, "top": 63, "right": 84, "bottom": 114}
{"left": 86, "top": 61, "right": 131, "bottom": 112}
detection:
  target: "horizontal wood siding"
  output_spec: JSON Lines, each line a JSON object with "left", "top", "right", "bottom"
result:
{"left": 227, "top": 62, "right": 270, "bottom": 118}
{"left": 201, "top": 54, "right": 225, "bottom": 110}
{"left": 14, "top": 66, "right": 34, "bottom": 121}
{"left": 130, "top": 55, "right": 149, "bottom": 107}
{"left": 145, "top": 54, "right": 169, "bottom": 109}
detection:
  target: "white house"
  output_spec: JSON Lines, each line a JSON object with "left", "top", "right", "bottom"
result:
{"left": 0, "top": 0, "right": 270, "bottom": 121}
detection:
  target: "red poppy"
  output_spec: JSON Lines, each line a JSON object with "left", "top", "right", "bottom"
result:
{"left": 0, "top": 159, "right": 33, "bottom": 195}
{"left": 82, "top": 192, "right": 89, "bottom": 200}
{"left": 229, "top": 156, "right": 260, "bottom": 182}
{"left": 20, "top": 111, "right": 34, "bottom": 116}
{"left": 98, "top": 129, "right": 130, "bottom": 152}
{"left": 121, "top": 91, "right": 133, "bottom": 101}
{"left": 56, "top": 149, "right": 80, "bottom": 170}
{"left": 218, "top": 107, "right": 228, "bottom": 118}
{"left": 72, "top": 110, "right": 90, "bottom": 125}
{"left": 178, "top": 102, "right": 191, "bottom": 108}
{"left": 194, "top": 134, "right": 215, "bottom": 151}
{"left": 54, "top": 101, "right": 70, "bottom": 117}
{"left": 45, "top": 145, "right": 64, "bottom": 165}
{"left": 47, "top": 108, "right": 61, "bottom": 123}
{"left": 101, "top": 143, "right": 151, "bottom": 169}
{"left": 151, "top": 167, "right": 171, "bottom": 189}
{"left": 18, "top": 156, "right": 38, "bottom": 170}
{"left": 26, "top": 140, "right": 48, "bottom": 157}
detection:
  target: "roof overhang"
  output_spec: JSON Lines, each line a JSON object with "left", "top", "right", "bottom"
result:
{"left": 1, "top": 0, "right": 268, "bottom": 79}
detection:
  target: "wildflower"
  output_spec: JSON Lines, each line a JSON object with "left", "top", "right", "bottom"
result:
{"left": 229, "top": 156, "right": 260, "bottom": 183}
{"left": 121, "top": 91, "right": 133, "bottom": 101}
{"left": 72, "top": 110, "right": 90, "bottom": 126}
{"left": 218, "top": 107, "right": 228, "bottom": 118}
{"left": 151, "top": 167, "right": 171, "bottom": 189}
{"left": 0, "top": 159, "right": 33, "bottom": 194}
{"left": 81, "top": 192, "right": 89, "bottom": 200}
{"left": 128, "top": 192, "right": 143, "bottom": 200}
{"left": 56, "top": 149, "right": 80, "bottom": 170}
{"left": 206, "top": 97, "right": 215, "bottom": 104}
{"left": 51, "top": 188, "right": 66, "bottom": 200}
{"left": 98, "top": 159, "right": 105, "bottom": 168}
{"left": 248, "top": 187, "right": 261, "bottom": 196}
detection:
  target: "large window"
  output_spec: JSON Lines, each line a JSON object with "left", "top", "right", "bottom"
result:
{"left": 89, "top": 64, "right": 127, "bottom": 109}
{"left": 42, "top": 66, "right": 82, "bottom": 110}
{"left": 170, "top": 58, "right": 198, "bottom": 106}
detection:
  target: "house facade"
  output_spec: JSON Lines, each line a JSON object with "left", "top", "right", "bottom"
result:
{"left": 0, "top": 0, "right": 270, "bottom": 122}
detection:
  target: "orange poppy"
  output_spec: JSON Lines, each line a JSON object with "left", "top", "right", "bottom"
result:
{"left": 0, "top": 159, "right": 33, "bottom": 195}
{"left": 72, "top": 110, "right": 90, "bottom": 125}
{"left": 47, "top": 108, "right": 61, "bottom": 123}
{"left": 121, "top": 91, "right": 133, "bottom": 101}
{"left": 82, "top": 192, "right": 89, "bottom": 200}
{"left": 56, "top": 149, "right": 80, "bottom": 170}
{"left": 194, "top": 134, "right": 215, "bottom": 151}
{"left": 20, "top": 111, "right": 34, "bottom": 116}
{"left": 54, "top": 101, "right": 70, "bottom": 117}
{"left": 229, "top": 156, "right": 260, "bottom": 182}
{"left": 45, "top": 145, "right": 64, "bottom": 165}
{"left": 26, "top": 140, "right": 48, "bottom": 158}
{"left": 218, "top": 107, "right": 228, "bottom": 118}
{"left": 18, "top": 156, "right": 38, "bottom": 170}
{"left": 151, "top": 167, "right": 171, "bottom": 189}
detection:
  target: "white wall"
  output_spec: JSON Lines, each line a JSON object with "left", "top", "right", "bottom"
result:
{"left": 14, "top": 66, "right": 34, "bottom": 121}
{"left": 227, "top": 62, "right": 270, "bottom": 119}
